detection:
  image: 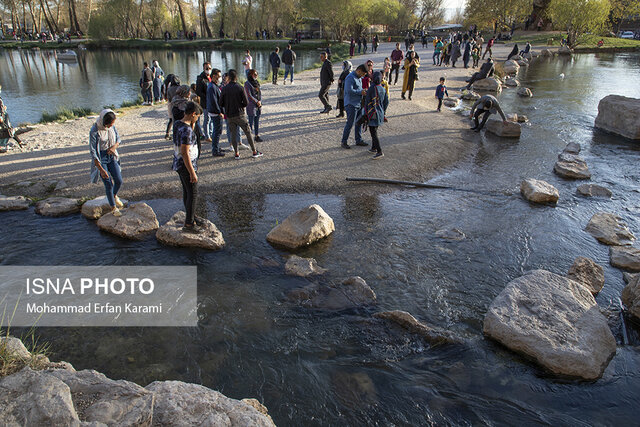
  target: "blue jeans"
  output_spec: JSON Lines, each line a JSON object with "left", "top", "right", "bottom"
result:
{"left": 245, "top": 69, "right": 250, "bottom": 79}
{"left": 202, "top": 111, "right": 212, "bottom": 139}
{"left": 433, "top": 51, "right": 440, "bottom": 65}
{"left": 225, "top": 118, "right": 241, "bottom": 146}
{"left": 248, "top": 108, "right": 261, "bottom": 136}
{"left": 99, "top": 150, "right": 123, "bottom": 207}
{"left": 342, "top": 104, "right": 362, "bottom": 144}
{"left": 210, "top": 115, "right": 222, "bottom": 154}
{"left": 284, "top": 64, "right": 294, "bottom": 82}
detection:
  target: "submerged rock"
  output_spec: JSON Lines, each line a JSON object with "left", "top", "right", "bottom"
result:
{"left": 483, "top": 270, "right": 616, "bottom": 380}
{"left": 577, "top": 184, "right": 612, "bottom": 198}
{"left": 516, "top": 87, "right": 533, "bottom": 97}
{"left": 622, "top": 275, "right": 640, "bottom": 319}
{"left": 97, "top": 202, "right": 159, "bottom": 240}
{"left": 81, "top": 195, "right": 129, "bottom": 219}
{"left": 435, "top": 228, "right": 466, "bottom": 241}
{"left": 34, "top": 197, "right": 80, "bottom": 217}
{"left": 288, "top": 276, "right": 376, "bottom": 310}
{"left": 520, "top": 179, "right": 559, "bottom": 204}
{"left": 563, "top": 141, "right": 581, "bottom": 154}
{"left": 373, "top": 310, "right": 460, "bottom": 345}
{"left": 284, "top": 255, "right": 327, "bottom": 277}
{"left": 486, "top": 119, "right": 521, "bottom": 138}
{"left": 330, "top": 371, "right": 377, "bottom": 409}
{"left": 594, "top": 95, "right": 640, "bottom": 140}
{"left": 156, "top": 211, "right": 225, "bottom": 250}
{"left": 146, "top": 381, "right": 275, "bottom": 426}
{"left": 586, "top": 212, "right": 635, "bottom": 246}
{"left": 473, "top": 77, "right": 502, "bottom": 93}
{"left": 554, "top": 158, "right": 591, "bottom": 179}
{"left": 266, "top": 204, "right": 335, "bottom": 249}
{"left": 610, "top": 246, "right": 640, "bottom": 271}
{"left": 504, "top": 77, "right": 520, "bottom": 87}
{"left": 0, "top": 195, "right": 30, "bottom": 211}
{"left": 567, "top": 257, "right": 604, "bottom": 294}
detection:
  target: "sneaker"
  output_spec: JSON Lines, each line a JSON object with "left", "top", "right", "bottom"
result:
{"left": 336, "top": 113, "right": 345, "bottom": 118}
{"left": 341, "top": 143, "right": 351, "bottom": 149}
{"left": 252, "top": 151, "right": 263, "bottom": 158}
{"left": 182, "top": 224, "right": 203, "bottom": 234}
{"left": 114, "top": 196, "right": 124, "bottom": 209}
{"left": 111, "top": 207, "right": 122, "bottom": 217}
{"left": 355, "top": 141, "right": 368, "bottom": 147}
{"left": 194, "top": 216, "right": 207, "bottom": 226}
{"left": 373, "top": 152, "right": 384, "bottom": 159}
{"left": 283, "top": 80, "right": 286, "bottom": 85}
{"left": 401, "top": 94, "right": 406, "bottom": 100}
{"left": 255, "top": 136, "right": 264, "bottom": 142}
{"left": 222, "top": 145, "right": 234, "bottom": 152}
{"left": 383, "top": 117, "right": 388, "bottom": 122}
{"left": 235, "top": 153, "right": 240, "bottom": 160}
{"left": 238, "top": 143, "right": 251, "bottom": 151}
{"left": 368, "top": 148, "right": 376, "bottom": 153}
{"left": 212, "top": 151, "right": 225, "bottom": 157}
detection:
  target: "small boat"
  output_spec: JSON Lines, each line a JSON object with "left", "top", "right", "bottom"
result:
{"left": 56, "top": 50, "right": 78, "bottom": 62}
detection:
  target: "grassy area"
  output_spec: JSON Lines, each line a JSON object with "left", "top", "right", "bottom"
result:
{"left": 39, "top": 107, "right": 95, "bottom": 124}
{"left": 120, "top": 95, "right": 144, "bottom": 108}
{"left": 510, "top": 31, "right": 640, "bottom": 50}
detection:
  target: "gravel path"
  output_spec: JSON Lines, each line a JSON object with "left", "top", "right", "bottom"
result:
{"left": 1, "top": 43, "right": 520, "bottom": 200}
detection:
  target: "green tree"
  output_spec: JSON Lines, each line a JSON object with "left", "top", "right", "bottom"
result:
{"left": 609, "top": 0, "right": 640, "bottom": 33}
{"left": 464, "top": 0, "right": 532, "bottom": 32}
{"left": 548, "top": 0, "right": 610, "bottom": 47}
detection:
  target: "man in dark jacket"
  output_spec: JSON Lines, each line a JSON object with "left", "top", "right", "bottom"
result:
{"left": 195, "top": 61, "right": 213, "bottom": 141}
{"left": 219, "top": 69, "right": 262, "bottom": 159}
{"left": 269, "top": 47, "right": 281, "bottom": 85}
{"left": 281, "top": 44, "right": 296, "bottom": 84}
{"left": 465, "top": 58, "right": 494, "bottom": 90}
{"left": 141, "top": 62, "right": 153, "bottom": 105}
{"left": 206, "top": 68, "right": 224, "bottom": 157}
{"left": 319, "top": 52, "right": 334, "bottom": 114}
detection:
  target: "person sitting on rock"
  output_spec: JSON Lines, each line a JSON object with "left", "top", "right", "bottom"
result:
{"left": 89, "top": 109, "right": 124, "bottom": 216}
{"left": 507, "top": 44, "right": 519, "bottom": 60}
{"left": 465, "top": 58, "right": 494, "bottom": 90}
{"left": 469, "top": 94, "right": 506, "bottom": 132}
{"left": 520, "top": 42, "right": 531, "bottom": 56}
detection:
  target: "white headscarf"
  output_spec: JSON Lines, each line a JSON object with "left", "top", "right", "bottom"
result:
{"left": 96, "top": 109, "right": 117, "bottom": 150}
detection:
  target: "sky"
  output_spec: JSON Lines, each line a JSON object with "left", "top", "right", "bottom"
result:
{"left": 443, "top": 0, "right": 466, "bottom": 11}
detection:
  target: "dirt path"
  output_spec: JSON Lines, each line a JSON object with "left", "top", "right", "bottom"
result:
{"left": 0, "top": 43, "right": 522, "bottom": 200}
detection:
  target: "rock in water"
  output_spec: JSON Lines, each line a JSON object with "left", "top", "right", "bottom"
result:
{"left": 516, "top": 59, "right": 529, "bottom": 67}
{"left": 567, "top": 257, "right": 605, "bottom": 294}
{"left": 435, "top": 228, "right": 466, "bottom": 241}
{"left": 266, "top": 204, "right": 335, "bottom": 249}
{"left": 558, "top": 46, "right": 573, "bottom": 55}
{"left": 622, "top": 275, "right": 640, "bottom": 319}
{"left": 288, "top": 276, "right": 376, "bottom": 310}
{"left": 577, "top": 184, "right": 612, "bottom": 198}
{"left": 461, "top": 90, "right": 481, "bottom": 100}
{"left": 594, "top": 95, "right": 640, "bottom": 140}
{"left": 563, "top": 141, "right": 581, "bottom": 154}
{"left": 517, "top": 115, "right": 528, "bottom": 123}
{"left": 520, "top": 179, "right": 559, "bottom": 204}
{"left": 623, "top": 272, "right": 638, "bottom": 284}
{"left": 586, "top": 212, "right": 635, "bottom": 246}
{"left": 486, "top": 119, "right": 521, "bottom": 138}
{"left": 146, "top": 380, "right": 275, "bottom": 426}
{"left": 156, "top": 211, "right": 225, "bottom": 250}
{"left": 442, "top": 97, "right": 459, "bottom": 108}
{"left": 540, "top": 49, "right": 554, "bottom": 57}
{"left": 285, "top": 255, "right": 327, "bottom": 277}
{"left": 0, "top": 195, "right": 30, "bottom": 211}
{"left": 483, "top": 270, "right": 616, "bottom": 380}
{"left": 609, "top": 246, "right": 640, "bottom": 271}
{"left": 504, "top": 77, "right": 520, "bottom": 87}
{"left": 554, "top": 158, "right": 591, "bottom": 179}
{"left": 97, "top": 202, "right": 159, "bottom": 240}
{"left": 34, "top": 197, "right": 80, "bottom": 217}
{"left": 81, "top": 195, "right": 129, "bottom": 219}
{"left": 373, "top": 310, "right": 460, "bottom": 345}
{"left": 503, "top": 60, "right": 520, "bottom": 75}
{"left": 473, "top": 77, "right": 502, "bottom": 93}
{"left": 506, "top": 113, "right": 518, "bottom": 122}
{"left": 517, "top": 87, "right": 533, "bottom": 97}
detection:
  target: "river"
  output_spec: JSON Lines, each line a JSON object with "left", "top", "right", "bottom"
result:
{"left": 2, "top": 52, "right": 640, "bottom": 425}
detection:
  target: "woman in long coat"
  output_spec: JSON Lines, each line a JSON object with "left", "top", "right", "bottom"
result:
{"left": 401, "top": 50, "right": 420, "bottom": 100}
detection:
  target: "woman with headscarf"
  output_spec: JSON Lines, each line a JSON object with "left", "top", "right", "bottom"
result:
{"left": 336, "top": 60, "right": 352, "bottom": 118}
{"left": 89, "top": 109, "right": 124, "bottom": 216}
{"left": 451, "top": 41, "right": 462, "bottom": 67}
{"left": 244, "top": 69, "right": 263, "bottom": 142}
{"left": 151, "top": 60, "right": 164, "bottom": 103}
{"left": 401, "top": 50, "right": 420, "bottom": 100}
{"left": 507, "top": 44, "right": 519, "bottom": 60}
{"left": 365, "top": 72, "right": 388, "bottom": 159}
{"left": 463, "top": 41, "right": 472, "bottom": 68}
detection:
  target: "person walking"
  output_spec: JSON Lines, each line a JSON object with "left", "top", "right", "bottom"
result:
{"left": 341, "top": 64, "right": 368, "bottom": 149}
{"left": 140, "top": 62, "right": 153, "bottom": 105}
{"left": 220, "top": 69, "right": 263, "bottom": 160}
{"left": 206, "top": 68, "right": 225, "bottom": 157}
{"left": 349, "top": 38, "right": 355, "bottom": 57}
{"left": 269, "top": 47, "right": 281, "bottom": 84}
{"left": 282, "top": 44, "right": 296, "bottom": 84}
{"left": 482, "top": 37, "right": 494, "bottom": 59}
{"left": 362, "top": 36, "right": 368, "bottom": 53}
{"left": 151, "top": 60, "right": 164, "bottom": 103}
{"left": 469, "top": 94, "right": 506, "bottom": 131}
{"left": 435, "top": 76, "right": 449, "bottom": 112}
{"left": 242, "top": 49, "right": 253, "bottom": 78}
{"left": 173, "top": 101, "right": 203, "bottom": 233}
{"left": 401, "top": 50, "right": 420, "bottom": 100}
{"left": 89, "top": 109, "right": 124, "bottom": 216}
{"left": 244, "top": 69, "right": 264, "bottom": 142}
{"left": 433, "top": 38, "right": 443, "bottom": 65}
{"left": 357, "top": 37, "right": 362, "bottom": 53}
{"left": 462, "top": 41, "right": 471, "bottom": 68}
{"left": 390, "top": 43, "right": 404, "bottom": 85}
{"left": 318, "top": 52, "right": 334, "bottom": 114}
{"left": 195, "top": 62, "right": 213, "bottom": 142}
{"left": 450, "top": 41, "right": 461, "bottom": 68}
{"left": 365, "top": 71, "right": 388, "bottom": 159}
{"left": 336, "top": 60, "right": 352, "bottom": 118}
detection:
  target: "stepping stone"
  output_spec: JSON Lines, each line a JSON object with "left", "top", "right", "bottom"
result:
{"left": 577, "top": 184, "right": 612, "bottom": 198}
{"left": 267, "top": 204, "right": 334, "bottom": 249}
{"left": 81, "top": 196, "right": 129, "bottom": 219}
{"left": 554, "top": 159, "right": 591, "bottom": 179}
{"left": 567, "top": 256, "right": 604, "bottom": 294}
{"left": 486, "top": 119, "right": 521, "bottom": 138}
{"left": 34, "top": 197, "right": 80, "bottom": 217}
{"left": 520, "top": 179, "right": 559, "bottom": 204}
{"left": 610, "top": 246, "right": 640, "bottom": 271}
{"left": 586, "top": 212, "right": 634, "bottom": 246}
{"left": 517, "top": 87, "right": 533, "bottom": 97}
{"left": 0, "top": 195, "right": 30, "bottom": 211}
{"left": 284, "top": 255, "right": 327, "bottom": 277}
{"left": 156, "top": 211, "right": 225, "bottom": 250}
{"left": 97, "top": 203, "right": 159, "bottom": 240}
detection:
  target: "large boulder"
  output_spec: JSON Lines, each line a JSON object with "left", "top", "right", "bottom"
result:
{"left": 81, "top": 195, "right": 129, "bottom": 219}
{"left": 622, "top": 275, "right": 640, "bottom": 319}
{"left": 461, "top": 90, "right": 481, "bottom": 100}
{"left": 520, "top": 179, "right": 559, "bottom": 204}
{"left": 473, "top": 77, "right": 502, "bottom": 93}
{"left": 266, "top": 204, "right": 335, "bottom": 249}
{"left": 486, "top": 119, "right": 521, "bottom": 138}
{"left": 97, "top": 202, "right": 159, "bottom": 240}
{"left": 156, "top": 211, "right": 225, "bottom": 250}
{"left": 504, "top": 77, "right": 520, "bottom": 87}
{"left": 577, "top": 184, "right": 612, "bottom": 198}
{"left": 285, "top": 255, "right": 327, "bottom": 277}
{"left": 288, "top": 276, "right": 376, "bottom": 310}
{"left": 609, "top": 246, "right": 640, "bottom": 271}
{"left": 34, "top": 197, "right": 80, "bottom": 217}
{"left": 558, "top": 45, "right": 573, "bottom": 55}
{"left": 567, "top": 257, "right": 604, "bottom": 294}
{"left": 586, "top": 212, "right": 635, "bottom": 246}
{"left": 373, "top": 310, "right": 460, "bottom": 345}
{"left": 516, "top": 59, "right": 529, "bottom": 67}
{"left": 502, "top": 60, "right": 520, "bottom": 75}
{"left": 517, "top": 87, "right": 533, "bottom": 97}
{"left": 554, "top": 158, "right": 591, "bottom": 179}
{"left": 594, "top": 95, "right": 640, "bottom": 140}
{"left": 540, "top": 48, "right": 554, "bottom": 57}
{"left": 0, "top": 195, "right": 30, "bottom": 211}
{"left": 483, "top": 270, "right": 616, "bottom": 380}
{"left": 146, "top": 380, "right": 275, "bottom": 426}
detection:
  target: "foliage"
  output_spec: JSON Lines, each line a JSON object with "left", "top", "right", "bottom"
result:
{"left": 548, "top": 0, "right": 611, "bottom": 47}
{"left": 40, "top": 107, "right": 94, "bottom": 123}
{"left": 120, "top": 95, "right": 144, "bottom": 108}
{"left": 464, "top": 0, "right": 532, "bottom": 31}
{"left": 609, "top": 0, "right": 640, "bottom": 33}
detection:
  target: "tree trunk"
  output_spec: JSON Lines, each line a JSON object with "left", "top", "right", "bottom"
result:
{"left": 87, "top": 0, "right": 93, "bottom": 29}
{"left": 136, "top": 0, "right": 143, "bottom": 38}
{"left": 38, "top": 0, "right": 54, "bottom": 32}
{"left": 243, "top": 0, "right": 252, "bottom": 40}
{"left": 201, "top": 0, "right": 212, "bottom": 38}
{"left": 176, "top": 0, "right": 187, "bottom": 36}
{"left": 27, "top": 0, "right": 39, "bottom": 33}
{"left": 67, "top": 0, "right": 75, "bottom": 32}
{"left": 69, "top": 0, "right": 80, "bottom": 33}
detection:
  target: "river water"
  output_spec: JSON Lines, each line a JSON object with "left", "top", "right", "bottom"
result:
{"left": 0, "top": 47, "right": 318, "bottom": 124}
{"left": 2, "top": 52, "right": 640, "bottom": 425}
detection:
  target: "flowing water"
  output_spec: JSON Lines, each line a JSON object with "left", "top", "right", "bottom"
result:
{"left": 0, "top": 47, "right": 319, "bottom": 124}
{"left": 2, "top": 52, "right": 640, "bottom": 425}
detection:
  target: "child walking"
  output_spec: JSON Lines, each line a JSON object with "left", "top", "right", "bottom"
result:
{"left": 435, "top": 77, "right": 449, "bottom": 112}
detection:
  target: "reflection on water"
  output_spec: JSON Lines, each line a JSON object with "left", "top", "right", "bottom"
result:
{"left": 0, "top": 48, "right": 319, "bottom": 124}
{"left": 2, "top": 53, "right": 640, "bottom": 425}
